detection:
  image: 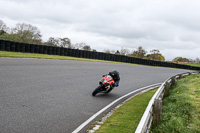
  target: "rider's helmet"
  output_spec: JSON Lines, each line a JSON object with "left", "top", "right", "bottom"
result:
{"left": 109, "top": 70, "right": 120, "bottom": 79}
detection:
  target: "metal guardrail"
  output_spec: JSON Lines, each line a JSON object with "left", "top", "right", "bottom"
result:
{"left": 135, "top": 71, "right": 200, "bottom": 133}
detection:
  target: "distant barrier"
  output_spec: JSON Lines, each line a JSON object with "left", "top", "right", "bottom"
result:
{"left": 0, "top": 40, "right": 200, "bottom": 70}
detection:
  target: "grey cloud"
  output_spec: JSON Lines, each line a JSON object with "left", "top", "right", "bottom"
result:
{"left": 0, "top": 0, "right": 200, "bottom": 60}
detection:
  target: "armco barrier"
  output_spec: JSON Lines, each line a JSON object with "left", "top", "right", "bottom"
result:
{"left": 0, "top": 40, "right": 200, "bottom": 70}
{"left": 135, "top": 72, "right": 200, "bottom": 133}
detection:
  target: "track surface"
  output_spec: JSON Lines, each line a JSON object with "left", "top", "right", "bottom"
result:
{"left": 0, "top": 58, "right": 193, "bottom": 133}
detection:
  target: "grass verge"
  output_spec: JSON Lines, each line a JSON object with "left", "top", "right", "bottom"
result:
{"left": 151, "top": 73, "right": 200, "bottom": 133}
{"left": 0, "top": 51, "right": 137, "bottom": 65}
{"left": 1, "top": 51, "right": 195, "bottom": 70}
{"left": 92, "top": 89, "right": 158, "bottom": 133}
{"left": 179, "top": 63, "right": 200, "bottom": 67}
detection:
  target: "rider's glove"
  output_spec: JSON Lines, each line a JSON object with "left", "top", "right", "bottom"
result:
{"left": 113, "top": 83, "right": 119, "bottom": 87}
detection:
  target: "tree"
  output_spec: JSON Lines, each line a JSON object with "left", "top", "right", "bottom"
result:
{"left": 73, "top": 42, "right": 91, "bottom": 50}
{"left": 0, "top": 33, "right": 21, "bottom": 42}
{"left": 0, "top": 30, "right": 6, "bottom": 36}
{"left": 45, "top": 37, "right": 71, "bottom": 48}
{"left": 92, "top": 49, "right": 97, "bottom": 52}
{"left": 104, "top": 49, "right": 111, "bottom": 54}
{"left": 59, "top": 37, "right": 71, "bottom": 48}
{"left": 195, "top": 58, "right": 200, "bottom": 63}
{"left": 0, "top": 20, "right": 9, "bottom": 33}
{"left": 130, "top": 46, "right": 147, "bottom": 58}
{"left": 120, "top": 47, "right": 130, "bottom": 55}
{"left": 115, "top": 50, "right": 120, "bottom": 55}
{"left": 11, "top": 23, "right": 42, "bottom": 44}
{"left": 0, "top": 20, "right": 9, "bottom": 36}
{"left": 44, "top": 37, "right": 59, "bottom": 46}
{"left": 73, "top": 43, "right": 84, "bottom": 49}
{"left": 172, "top": 57, "right": 190, "bottom": 62}
{"left": 147, "top": 49, "right": 165, "bottom": 61}
{"left": 83, "top": 45, "right": 91, "bottom": 51}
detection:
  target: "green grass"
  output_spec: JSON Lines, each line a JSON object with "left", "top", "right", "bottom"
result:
{"left": 1, "top": 51, "right": 197, "bottom": 71}
{"left": 179, "top": 63, "right": 200, "bottom": 67}
{"left": 0, "top": 51, "right": 102, "bottom": 61}
{"left": 93, "top": 89, "right": 158, "bottom": 133}
{"left": 151, "top": 74, "right": 200, "bottom": 133}
{"left": 0, "top": 51, "right": 132, "bottom": 65}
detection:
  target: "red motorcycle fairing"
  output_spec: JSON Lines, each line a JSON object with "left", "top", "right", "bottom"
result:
{"left": 100, "top": 75, "right": 115, "bottom": 88}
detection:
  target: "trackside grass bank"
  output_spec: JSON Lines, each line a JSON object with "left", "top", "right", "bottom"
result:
{"left": 1, "top": 51, "right": 198, "bottom": 70}
{"left": 89, "top": 89, "right": 157, "bottom": 133}
{"left": 0, "top": 51, "right": 106, "bottom": 62}
{"left": 179, "top": 63, "right": 200, "bottom": 67}
{"left": 151, "top": 73, "right": 200, "bottom": 133}
{"left": 0, "top": 51, "right": 136, "bottom": 65}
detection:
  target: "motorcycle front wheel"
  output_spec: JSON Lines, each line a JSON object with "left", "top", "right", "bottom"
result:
{"left": 92, "top": 85, "right": 103, "bottom": 96}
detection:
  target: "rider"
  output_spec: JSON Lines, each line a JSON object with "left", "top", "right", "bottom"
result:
{"left": 103, "top": 70, "right": 120, "bottom": 88}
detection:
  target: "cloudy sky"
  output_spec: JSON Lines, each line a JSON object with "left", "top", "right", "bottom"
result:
{"left": 0, "top": 0, "right": 200, "bottom": 61}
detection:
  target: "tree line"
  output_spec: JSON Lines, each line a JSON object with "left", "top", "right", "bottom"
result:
{"left": 0, "top": 20, "right": 92, "bottom": 51}
{"left": 0, "top": 20, "right": 199, "bottom": 63}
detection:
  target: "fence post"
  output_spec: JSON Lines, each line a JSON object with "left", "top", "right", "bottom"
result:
{"left": 171, "top": 77, "right": 176, "bottom": 85}
{"left": 179, "top": 74, "right": 183, "bottom": 79}
{"left": 153, "top": 98, "right": 162, "bottom": 127}
{"left": 163, "top": 82, "right": 170, "bottom": 98}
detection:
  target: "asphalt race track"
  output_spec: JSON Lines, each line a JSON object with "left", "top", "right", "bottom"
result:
{"left": 0, "top": 58, "right": 194, "bottom": 133}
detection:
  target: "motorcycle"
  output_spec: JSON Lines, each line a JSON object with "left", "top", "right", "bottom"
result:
{"left": 92, "top": 75, "right": 115, "bottom": 96}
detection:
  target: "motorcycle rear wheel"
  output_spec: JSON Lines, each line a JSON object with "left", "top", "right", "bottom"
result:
{"left": 92, "top": 85, "right": 102, "bottom": 96}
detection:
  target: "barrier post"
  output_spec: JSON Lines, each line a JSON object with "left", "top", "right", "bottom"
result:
{"left": 163, "top": 82, "right": 170, "bottom": 98}
{"left": 153, "top": 98, "right": 162, "bottom": 127}
{"left": 171, "top": 77, "right": 176, "bottom": 85}
{"left": 179, "top": 74, "right": 183, "bottom": 79}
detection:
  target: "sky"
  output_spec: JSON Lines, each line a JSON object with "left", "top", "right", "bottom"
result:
{"left": 0, "top": 0, "right": 200, "bottom": 61}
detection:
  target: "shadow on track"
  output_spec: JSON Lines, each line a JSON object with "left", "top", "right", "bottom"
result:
{"left": 91, "top": 93, "right": 118, "bottom": 98}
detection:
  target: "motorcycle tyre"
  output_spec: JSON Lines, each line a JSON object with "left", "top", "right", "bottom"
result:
{"left": 92, "top": 85, "right": 102, "bottom": 96}
{"left": 105, "top": 87, "right": 113, "bottom": 93}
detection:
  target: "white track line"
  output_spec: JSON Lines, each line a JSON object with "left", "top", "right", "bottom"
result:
{"left": 72, "top": 83, "right": 161, "bottom": 133}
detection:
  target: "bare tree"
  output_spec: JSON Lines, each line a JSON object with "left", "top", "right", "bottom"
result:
{"left": 195, "top": 58, "right": 200, "bottom": 63}
{"left": 73, "top": 42, "right": 91, "bottom": 51}
{"left": 120, "top": 47, "right": 130, "bottom": 55}
{"left": 0, "top": 20, "right": 9, "bottom": 35}
{"left": 73, "top": 42, "right": 85, "bottom": 49}
{"left": 59, "top": 37, "right": 71, "bottom": 48}
{"left": 45, "top": 37, "right": 59, "bottom": 46}
{"left": 0, "top": 20, "right": 8, "bottom": 31}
